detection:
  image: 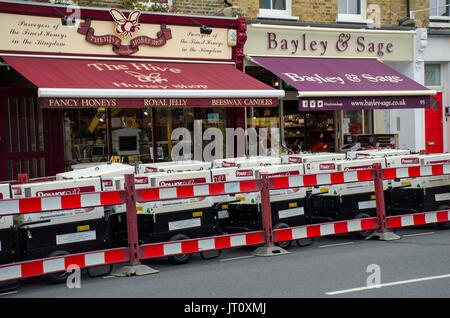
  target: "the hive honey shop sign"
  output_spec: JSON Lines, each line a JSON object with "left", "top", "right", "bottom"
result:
{"left": 38, "top": 60, "right": 278, "bottom": 108}
{"left": 0, "top": 10, "right": 231, "bottom": 59}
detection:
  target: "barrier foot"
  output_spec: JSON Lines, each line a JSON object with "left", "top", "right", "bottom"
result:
{"left": 367, "top": 230, "right": 401, "bottom": 241}
{"left": 112, "top": 262, "right": 159, "bottom": 277}
{"left": 252, "top": 245, "right": 291, "bottom": 257}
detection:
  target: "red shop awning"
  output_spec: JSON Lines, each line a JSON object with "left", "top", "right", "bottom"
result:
{"left": 2, "top": 56, "right": 284, "bottom": 108}
{"left": 250, "top": 56, "right": 435, "bottom": 110}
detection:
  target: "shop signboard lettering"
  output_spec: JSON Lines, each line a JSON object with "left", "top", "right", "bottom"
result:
{"left": 245, "top": 25, "right": 414, "bottom": 61}
{"left": 268, "top": 32, "right": 395, "bottom": 57}
{"left": 0, "top": 12, "right": 231, "bottom": 59}
{"left": 77, "top": 10, "right": 173, "bottom": 55}
{"left": 299, "top": 96, "right": 430, "bottom": 111}
{"left": 41, "top": 97, "right": 279, "bottom": 108}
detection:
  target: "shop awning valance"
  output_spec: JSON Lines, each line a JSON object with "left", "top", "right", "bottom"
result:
{"left": 2, "top": 56, "right": 284, "bottom": 108}
{"left": 250, "top": 56, "right": 435, "bottom": 110}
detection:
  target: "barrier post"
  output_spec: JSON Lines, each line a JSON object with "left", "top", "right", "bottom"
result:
{"left": 370, "top": 163, "right": 401, "bottom": 241}
{"left": 125, "top": 173, "right": 140, "bottom": 265}
{"left": 112, "top": 174, "right": 159, "bottom": 277}
{"left": 252, "top": 173, "right": 290, "bottom": 257}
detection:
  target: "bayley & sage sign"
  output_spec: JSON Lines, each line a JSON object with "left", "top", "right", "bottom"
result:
{"left": 245, "top": 24, "right": 414, "bottom": 62}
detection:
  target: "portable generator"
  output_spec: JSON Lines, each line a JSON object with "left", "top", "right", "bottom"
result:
{"left": 109, "top": 170, "right": 219, "bottom": 264}
{"left": 223, "top": 164, "right": 309, "bottom": 249}
{"left": 308, "top": 158, "right": 388, "bottom": 238}
{"left": 386, "top": 153, "right": 450, "bottom": 224}
{"left": 0, "top": 183, "right": 16, "bottom": 265}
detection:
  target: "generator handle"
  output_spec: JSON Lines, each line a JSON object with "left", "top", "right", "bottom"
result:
{"left": 17, "top": 219, "right": 51, "bottom": 229}
{"left": 213, "top": 200, "right": 241, "bottom": 210}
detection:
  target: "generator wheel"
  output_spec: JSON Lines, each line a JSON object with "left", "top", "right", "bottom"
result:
{"left": 273, "top": 222, "right": 292, "bottom": 250}
{"left": 168, "top": 234, "right": 192, "bottom": 265}
{"left": 352, "top": 213, "right": 374, "bottom": 239}
{"left": 46, "top": 250, "right": 71, "bottom": 284}
{"left": 436, "top": 205, "right": 450, "bottom": 229}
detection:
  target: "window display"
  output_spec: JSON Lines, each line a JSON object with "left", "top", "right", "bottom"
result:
{"left": 247, "top": 106, "right": 280, "bottom": 154}
{"left": 63, "top": 108, "right": 107, "bottom": 170}
{"left": 63, "top": 107, "right": 154, "bottom": 170}
{"left": 283, "top": 100, "right": 335, "bottom": 152}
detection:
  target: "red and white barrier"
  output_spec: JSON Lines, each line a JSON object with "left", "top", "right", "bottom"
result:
{"left": 0, "top": 248, "right": 128, "bottom": 282}
{"left": 140, "top": 232, "right": 264, "bottom": 259}
{"left": 0, "top": 190, "right": 124, "bottom": 216}
{"left": 274, "top": 217, "right": 378, "bottom": 242}
{"left": 383, "top": 164, "right": 450, "bottom": 180}
{"left": 387, "top": 210, "right": 450, "bottom": 228}
{"left": 138, "top": 180, "right": 260, "bottom": 202}
{"left": 271, "top": 170, "right": 373, "bottom": 189}
{"left": 0, "top": 157, "right": 449, "bottom": 283}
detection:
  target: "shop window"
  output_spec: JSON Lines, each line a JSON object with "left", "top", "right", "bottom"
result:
{"left": 429, "top": 0, "right": 450, "bottom": 19}
{"left": 4, "top": 97, "right": 11, "bottom": 153}
{"left": 156, "top": 107, "right": 194, "bottom": 161}
{"left": 342, "top": 110, "right": 375, "bottom": 147}
{"left": 259, "top": 0, "right": 296, "bottom": 19}
{"left": 337, "top": 0, "right": 368, "bottom": 23}
{"left": 63, "top": 109, "right": 108, "bottom": 169}
{"left": 110, "top": 108, "right": 153, "bottom": 163}
{"left": 283, "top": 100, "right": 335, "bottom": 153}
{"left": 29, "top": 97, "right": 36, "bottom": 152}
{"left": 343, "top": 110, "right": 363, "bottom": 135}
{"left": 247, "top": 106, "right": 280, "bottom": 155}
{"left": 425, "top": 64, "right": 441, "bottom": 87}
{"left": 156, "top": 107, "right": 228, "bottom": 161}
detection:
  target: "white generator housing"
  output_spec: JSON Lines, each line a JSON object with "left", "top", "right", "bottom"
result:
{"left": 138, "top": 160, "right": 211, "bottom": 174}
{"left": 56, "top": 163, "right": 135, "bottom": 181}
{"left": 13, "top": 178, "right": 104, "bottom": 227}
{"left": 212, "top": 156, "right": 281, "bottom": 168}
{"left": 0, "top": 184, "right": 13, "bottom": 230}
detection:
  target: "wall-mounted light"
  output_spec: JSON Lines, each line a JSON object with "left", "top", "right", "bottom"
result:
{"left": 61, "top": 15, "right": 76, "bottom": 26}
{"left": 54, "top": 7, "right": 76, "bottom": 26}
{"left": 200, "top": 25, "right": 213, "bottom": 34}
{"left": 191, "top": 18, "right": 213, "bottom": 35}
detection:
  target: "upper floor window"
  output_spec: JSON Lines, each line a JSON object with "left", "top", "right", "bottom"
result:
{"left": 338, "top": 0, "right": 368, "bottom": 23}
{"left": 259, "top": 0, "right": 297, "bottom": 20}
{"left": 425, "top": 64, "right": 442, "bottom": 87}
{"left": 429, "top": 0, "right": 450, "bottom": 19}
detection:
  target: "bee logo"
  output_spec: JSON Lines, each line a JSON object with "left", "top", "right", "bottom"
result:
{"left": 110, "top": 9, "right": 141, "bottom": 37}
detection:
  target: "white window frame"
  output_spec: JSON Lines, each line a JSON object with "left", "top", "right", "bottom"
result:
{"left": 429, "top": 0, "right": 450, "bottom": 21}
{"left": 258, "top": 0, "right": 299, "bottom": 21}
{"left": 424, "top": 63, "right": 443, "bottom": 91}
{"left": 337, "top": 0, "right": 371, "bottom": 24}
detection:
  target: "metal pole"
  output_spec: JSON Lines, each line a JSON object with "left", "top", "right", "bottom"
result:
{"left": 124, "top": 173, "right": 140, "bottom": 265}
{"left": 260, "top": 173, "right": 274, "bottom": 246}
{"left": 253, "top": 174, "right": 290, "bottom": 256}
{"left": 373, "top": 163, "right": 387, "bottom": 231}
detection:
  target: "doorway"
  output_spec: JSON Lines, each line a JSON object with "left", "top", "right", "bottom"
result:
{"left": 425, "top": 92, "right": 444, "bottom": 153}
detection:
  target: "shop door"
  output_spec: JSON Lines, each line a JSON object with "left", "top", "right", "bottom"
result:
{"left": 425, "top": 92, "right": 444, "bottom": 153}
{"left": 0, "top": 88, "right": 64, "bottom": 181}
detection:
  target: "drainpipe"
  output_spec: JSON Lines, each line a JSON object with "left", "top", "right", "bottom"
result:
{"left": 399, "top": 0, "right": 411, "bottom": 26}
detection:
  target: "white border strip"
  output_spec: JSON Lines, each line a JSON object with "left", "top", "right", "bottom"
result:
{"left": 38, "top": 88, "right": 285, "bottom": 99}
{"left": 0, "top": 53, "right": 235, "bottom": 65}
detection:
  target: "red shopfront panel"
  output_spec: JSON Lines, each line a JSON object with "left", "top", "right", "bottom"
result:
{"left": 0, "top": 88, "right": 64, "bottom": 181}
{"left": 425, "top": 93, "right": 444, "bottom": 153}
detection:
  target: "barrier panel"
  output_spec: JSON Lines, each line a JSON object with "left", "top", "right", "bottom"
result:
{"left": 0, "top": 248, "right": 129, "bottom": 282}
{"left": 0, "top": 162, "right": 449, "bottom": 284}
